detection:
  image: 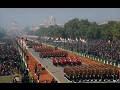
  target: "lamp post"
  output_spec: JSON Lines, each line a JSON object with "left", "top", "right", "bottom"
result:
{"left": 21, "top": 37, "right": 23, "bottom": 56}
{"left": 25, "top": 38, "right": 27, "bottom": 54}
{"left": 25, "top": 38, "right": 29, "bottom": 68}
{"left": 77, "top": 36, "right": 79, "bottom": 53}
{"left": 21, "top": 37, "right": 26, "bottom": 72}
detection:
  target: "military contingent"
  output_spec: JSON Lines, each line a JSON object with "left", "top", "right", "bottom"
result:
{"left": 31, "top": 42, "right": 68, "bottom": 58}
{"left": 64, "top": 64, "right": 120, "bottom": 83}
{"left": 52, "top": 56, "right": 82, "bottom": 67}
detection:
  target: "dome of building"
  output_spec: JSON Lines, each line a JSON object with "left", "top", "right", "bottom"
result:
{"left": 49, "top": 15, "right": 56, "bottom": 25}
{"left": 12, "top": 21, "right": 17, "bottom": 26}
{"left": 50, "top": 15, "right": 54, "bottom": 21}
{"left": 11, "top": 21, "right": 18, "bottom": 30}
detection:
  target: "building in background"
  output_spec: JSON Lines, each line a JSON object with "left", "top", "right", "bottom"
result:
{"left": 29, "top": 15, "right": 64, "bottom": 32}
{"left": 8, "top": 21, "right": 24, "bottom": 36}
{"left": 11, "top": 21, "right": 18, "bottom": 30}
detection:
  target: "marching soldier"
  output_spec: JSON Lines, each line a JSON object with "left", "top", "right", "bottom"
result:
{"left": 76, "top": 73, "right": 80, "bottom": 82}
{"left": 79, "top": 69, "right": 83, "bottom": 82}
{"left": 102, "top": 69, "right": 105, "bottom": 82}
{"left": 97, "top": 72, "right": 100, "bottom": 81}
{"left": 111, "top": 71, "right": 115, "bottom": 81}
{"left": 109, "top": 68, "right": 113, "bottom": 81}
{"left": 115, "top": 69, "right": 119, "bottom": 81}
{"left": 84, "top": 69, "right": 88, "bottom": 82}
{"left": 88, "top": 69, "right": 92, "bottom": 81}
{"left": 69, "top": 73, "right": 73, "bottom": 82}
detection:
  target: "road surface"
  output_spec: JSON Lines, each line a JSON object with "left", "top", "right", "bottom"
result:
{"left": 27, "top": 48, "right": 70, "bottom": 83}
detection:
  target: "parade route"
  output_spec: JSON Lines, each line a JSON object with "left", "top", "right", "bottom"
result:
{"left": 27, "top": 48, "right": 70, "bottom": 83}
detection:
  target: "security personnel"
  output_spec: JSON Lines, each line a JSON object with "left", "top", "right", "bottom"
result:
{"left": 51, "top": 77, "right": 55, "bottom": 83}
{"left": 13, "top": 77, "right": 17, "bottom": 83}
{"left": 37, "top": 69, "right": 40, "bottom": 82}
{"left": 34, "top": 64, "right": 37, "bottom": 75}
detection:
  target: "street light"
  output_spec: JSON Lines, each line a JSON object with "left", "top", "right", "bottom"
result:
{"left": 77, "top": 37, "right": 79, "bottom": 53}
{"left": 21, "top": 37, "right": 23, "bottom": 56}
{"left": 25, "top": 38, "right": 29, "bottom": 61}
{"left": 25, "top": 38, "right": 27, "bottom": 54}
{"left": 24, "top": 38, "right": 29, "bottom": 68}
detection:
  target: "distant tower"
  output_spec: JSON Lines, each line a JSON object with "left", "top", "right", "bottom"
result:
{"left": 11, "top": 21, "right": 18, "bottom": 30}
{"left": 44, "top": 16, "right": 47, "bottom": 25}
{"left": 49, "top": 14, "right": 56, "bottom": 25}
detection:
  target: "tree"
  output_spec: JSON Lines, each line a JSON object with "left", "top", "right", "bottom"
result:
{"left": 113, "top": 21, "right": 120, "bottom": 41}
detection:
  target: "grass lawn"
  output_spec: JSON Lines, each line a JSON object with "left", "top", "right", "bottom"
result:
{"left": 0, "top": 75, "right": 22, "bottom": 83}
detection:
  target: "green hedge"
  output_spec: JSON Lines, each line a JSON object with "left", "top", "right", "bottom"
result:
{"left": 20, "top": 56, "right": 26, "bottom": 71}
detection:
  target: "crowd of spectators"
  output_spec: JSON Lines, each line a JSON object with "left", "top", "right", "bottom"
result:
{"left": 0, "top": 38, "right": 34, "bottom": 83}
{"left": 42, "top": 39, "right": 120, "bottom": 62}
{"left": 0, "top": 38, "right": 21, "bottom": 76}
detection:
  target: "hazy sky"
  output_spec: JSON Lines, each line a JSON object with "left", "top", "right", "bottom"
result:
{"left": 0, "top": 8, "right": 120, "bottom": 29}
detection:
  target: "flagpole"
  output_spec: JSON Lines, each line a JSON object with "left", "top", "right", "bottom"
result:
{"left": 21, "top": 37, "right": 23, "bottom": 56}
{"left": 77, "top": 37, "right": 79, "bottom": 53}
{"left": 86, "top": 31, "right": 88, "bottom": 55}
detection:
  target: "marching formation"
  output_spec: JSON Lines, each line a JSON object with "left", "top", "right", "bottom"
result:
{"left": 52, "top": 56, "right": 82, "bottom": 67}
{"left": 31, "top": 42, "right": 68, "bottom": 58}
{"left": 39, "top": 50, "right": 68, "bottom": 58}
{"left": 64, "top": 64, "right": 120, "bottom": 83}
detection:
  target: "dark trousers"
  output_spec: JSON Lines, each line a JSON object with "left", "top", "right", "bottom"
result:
{"left": 35, "top": 68, "right": 37, "bottom": 74}
{"left": 38, "top": 74, "right": 40, "bottom": 80}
